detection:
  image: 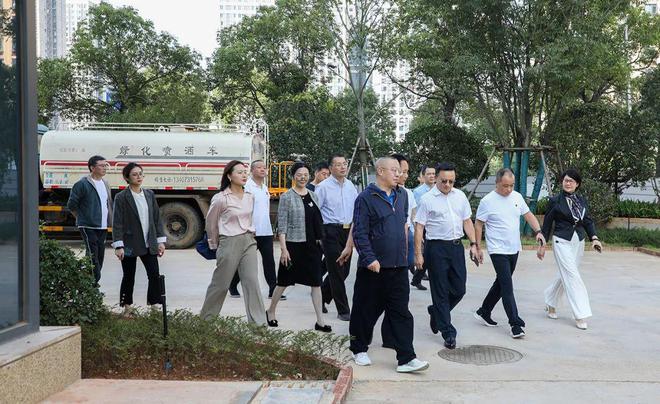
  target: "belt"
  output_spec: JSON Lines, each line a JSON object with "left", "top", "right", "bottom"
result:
{"left": 324, "top": 223, "right": 351, "bottom": 229}
{"left": 426, "top": 239, "right": 463, "bottom": 245}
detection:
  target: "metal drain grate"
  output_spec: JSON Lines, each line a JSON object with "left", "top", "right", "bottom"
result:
{"left": 438, "top": 345, "right": 523, "bottom": 365}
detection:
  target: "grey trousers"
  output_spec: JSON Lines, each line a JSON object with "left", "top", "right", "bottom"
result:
{"left": 200, "top": 232, "right": 266, "bottom": 325}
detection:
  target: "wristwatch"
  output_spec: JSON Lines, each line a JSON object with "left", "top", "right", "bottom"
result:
{"left": 469, "top": 241, "right": 478, "bottom": 247}
{"left": 533, "top": 229, "right": 541, "bottom": 235}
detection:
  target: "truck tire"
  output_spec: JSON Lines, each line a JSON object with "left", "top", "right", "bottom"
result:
{"left": 160, "top": 202, "right": 203, "bottom": 249}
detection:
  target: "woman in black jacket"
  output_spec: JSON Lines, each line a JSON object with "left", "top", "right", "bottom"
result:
{"left": 112, "top": 163, "right": 167, "bottom": 315}
{"left": 539, "top": 169, "right": 602, "bottom": 330}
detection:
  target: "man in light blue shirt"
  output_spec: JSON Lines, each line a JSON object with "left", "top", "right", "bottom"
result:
{"left": 411, "top": 164, "right": 436, "bottom": 288}
{"left": 315, "top": 154, "right": 359, "bottom": 321}
{"left": 412, "top": 165, "right": 436, "bottom": 204}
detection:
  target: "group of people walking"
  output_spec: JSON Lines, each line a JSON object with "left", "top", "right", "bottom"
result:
{"left": 67, "top": 152, "right": 601, "bottom": 373}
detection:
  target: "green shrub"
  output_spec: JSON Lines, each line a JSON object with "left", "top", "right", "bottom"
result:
{"left": 616, "top": 200, "right": 660, "bottom": 219}
{"left": 597, "top": 228, "right": 660, "bottom": 248}
{"left": 82, "top": 309, "right": 349, "bottom": 380}
{"left": 40, "top": 238, "right": 104, "bottom": 326}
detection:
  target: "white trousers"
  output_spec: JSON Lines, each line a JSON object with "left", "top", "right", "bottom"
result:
{"left": 544, "top": 233, "right": 592, "bottom": 320}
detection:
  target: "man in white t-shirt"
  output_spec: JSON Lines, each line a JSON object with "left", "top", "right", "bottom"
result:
{"left": 473, "top": 168, "right": 545, "bottom": 339}
{"left": 229, "top": 160, "right": 281, "bottom": 299}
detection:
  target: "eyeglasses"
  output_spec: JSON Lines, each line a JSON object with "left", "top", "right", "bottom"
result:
{"left": 381, "top": 167, "right": 402, "bottom": 175}
{"left": 440, "top": 179, "right": 455, "bottom": 185}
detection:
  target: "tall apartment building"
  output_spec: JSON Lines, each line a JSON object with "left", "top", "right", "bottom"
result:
{"left": 218, "top": 0, "right": 417, "bottom": 140}
{"left": 218, "top": 0, "right": 275, "bottom": 30}
{"left": 36, "top": 0, "right": 97, "bottom": 59}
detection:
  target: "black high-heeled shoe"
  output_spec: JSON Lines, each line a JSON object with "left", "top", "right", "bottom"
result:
{"left": 315, "top": 323, "right": 332, "bottom": 333}
{"left": 266, "top": 311, "right": 278, "bottom": 327}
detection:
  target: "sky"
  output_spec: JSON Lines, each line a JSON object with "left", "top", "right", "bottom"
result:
{"left": 106, "top": 0, "right": 220, "bottom": 61}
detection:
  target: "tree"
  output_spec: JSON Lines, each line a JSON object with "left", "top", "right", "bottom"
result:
{"left": 400, "top": 121, "right": 488, "bottom": 188}
{"left": 324, "top": 0, "right": 396, "bottom": 184}
{"left": 547, "top": 102, "right": 656, "bottom": 194}
{"left": 267, "top": 88, "right": 394, "bottom": 167}
{"left": 636, "top": 67, "right": 660, "bottom": 199}
{"left": 38, "top": 3, "right": 206, "bottom": 124}
{"left": 209, "top": 0, "right": 334, "bottom": 120}
{"left": 394, "top": 0, "right": 660, "bottom": 148}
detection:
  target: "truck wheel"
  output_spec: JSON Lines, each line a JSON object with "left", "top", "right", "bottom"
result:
{"left": 160, "top": 202, "right": 203, "bottom": 249}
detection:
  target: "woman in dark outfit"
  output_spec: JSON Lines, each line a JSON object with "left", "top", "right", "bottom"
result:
{"left": 538, "top": 168, "right": 602, "bottom": 330}
{"left": 266, "top": 162, "right": 331, "bottom": 332}
{"left": 111, "top": 163, "right": 166, "bottom": 315}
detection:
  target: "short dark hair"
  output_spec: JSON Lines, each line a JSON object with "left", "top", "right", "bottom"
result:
{"left": 88, "top": 155, "right": 106, "bottom": 172}
{"left": 390, "top": 153, "right": 409, "bottom": 164}
{"left": 290, "top": 161, "right": 310, "bottom": 177}
{"left": 328, "top": 154, "right": 346, "bottom": 166}
{"left": 314, "top": 161, "right": 329, "bottom": 173}
{"left": 560, "top": 168, "right": 582, "bottom": 187}
{"left": 435, "top": 162, "right": 456, "bottom": 173}
{"left": 495, "top": 168, "right": 514, "bottom": 183}
{"left": 122, "top": 162, "right": 143, "bottom": 183}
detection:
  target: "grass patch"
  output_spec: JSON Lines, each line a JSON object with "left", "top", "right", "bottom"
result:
{"left": 82, "top": 308, "right": 349, "bottom": 381}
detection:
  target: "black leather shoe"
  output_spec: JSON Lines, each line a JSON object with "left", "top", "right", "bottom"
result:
{"left": 411, "top": 281, "right": 428, "bottom": 291}
{"left": 444, "top": 337, "right": 456, "bottom": 349}
{"left": 427, "top": 306, "right": 438, "bottom": 334}
{"left": 266, "top": 312, "right": 278, "bottom": 327}
{"left": 315, "top": 323, "right": 332, "bottom": 333}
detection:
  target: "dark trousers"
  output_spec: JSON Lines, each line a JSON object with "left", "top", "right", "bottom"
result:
{"left": 120, "top": 253, "right": 162, "bottom": 306}
{"left": 426, "top": 240, "right": 467, "bottom": 340}
{"left": 230, "top": 235, "right": 277, "bottom": 294}
{"left": 479, "top": 253, "right": 524, "bottom": 327}
{"left": 79, "top": 227, "right": 107, "bottom": 285}
{"left": 321, "top": 225, "right": 351, "bottom": 315}
{"left": 410, "top": 231, "right": 427, "bottom": 285}
{"left": 350, "top": 267, "right": 416, "bottom": 365}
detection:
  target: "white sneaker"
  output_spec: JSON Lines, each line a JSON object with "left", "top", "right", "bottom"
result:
{"left": 352, "top": 352, "right": 372, "bottom": 366}
{"left": 545, "top": 305, "right": 558, "bottom": 320}
{"left": 576, "top": 319, "right": 588, "bottom": 330}
{"left": 396, "top": 358, "right": 429, "bottom": 373}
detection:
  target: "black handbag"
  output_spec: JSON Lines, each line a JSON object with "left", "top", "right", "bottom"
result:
{"left": 195, "top": 232, "right": 217, "bottom": 260}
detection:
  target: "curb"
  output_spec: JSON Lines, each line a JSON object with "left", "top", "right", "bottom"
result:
{"left": 332, "top": 365, "right": 353, "bottom": 404}
{"left": 636, "top": 247, "right": 660, "bottom": 257}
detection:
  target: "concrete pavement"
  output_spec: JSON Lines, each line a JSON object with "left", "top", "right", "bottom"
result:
{"left": 71, "top": 245, "right": 660, "bottom": 402}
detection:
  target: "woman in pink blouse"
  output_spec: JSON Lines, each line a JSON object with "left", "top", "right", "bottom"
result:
{"left": 200, "top": 160, "right": 266, "bottom": 325}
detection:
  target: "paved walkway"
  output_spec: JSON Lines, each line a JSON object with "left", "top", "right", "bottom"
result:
{"left": 54, "top": 246, "right": 660, "bottom": 403}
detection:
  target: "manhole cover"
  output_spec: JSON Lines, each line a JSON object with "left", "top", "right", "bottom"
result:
{"left": 438, "top": 345, "right": 522, "bottom": 365}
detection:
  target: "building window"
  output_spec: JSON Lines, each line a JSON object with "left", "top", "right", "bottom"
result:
{"left": 646, "top": 3, "right": 658, "bottom": 14}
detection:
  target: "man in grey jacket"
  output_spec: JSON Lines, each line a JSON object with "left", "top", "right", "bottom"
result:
{"left": 67, "top": 155, "right": 113, "bottom": 286}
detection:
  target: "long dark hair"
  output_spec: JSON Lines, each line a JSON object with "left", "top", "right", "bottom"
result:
{"left": 220, "top": 160, "right": 246, "bottom": 191}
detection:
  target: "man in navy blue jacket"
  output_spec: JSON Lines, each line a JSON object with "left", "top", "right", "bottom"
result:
{"left": 349, "top": 157, "right": 429, "bottom": 373}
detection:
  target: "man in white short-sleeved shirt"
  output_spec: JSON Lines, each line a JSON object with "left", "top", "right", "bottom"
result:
{"left": 473, "top": 168, "right": 545, "bottom": 339}
{"left": 413, "top": 162, "right": 478, "bottom": 350}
